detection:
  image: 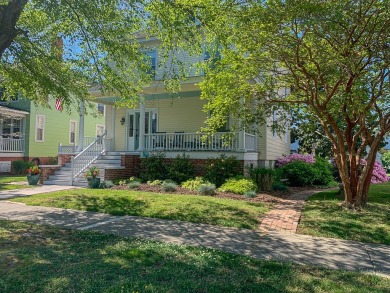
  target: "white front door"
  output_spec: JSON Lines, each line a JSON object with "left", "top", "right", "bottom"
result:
{"left": 126, "top": 110, "right": 155, "bottom": 151}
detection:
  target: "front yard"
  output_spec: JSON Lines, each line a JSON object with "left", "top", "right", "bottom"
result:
{"left": 0, "top": 220, "right": 388, "bottom": 293}
{"left": 12, "top": 189, "right": 270, "bottom": 229}
{"left": 0, "top": 176, "right": 30, "bottom": 191}
{"left": 298, "top": 182, "right": 390, "bottom": 245}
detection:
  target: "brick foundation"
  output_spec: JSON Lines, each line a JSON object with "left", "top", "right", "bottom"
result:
{"left": 58, "top": 154, "right": 75, "bottom": 166}
{"left": 39, "top": 165, "right": 61, "bottom": 184}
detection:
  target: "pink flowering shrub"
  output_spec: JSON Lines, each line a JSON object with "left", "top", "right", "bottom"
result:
{"left": 360, "top": 159, "right": 389, "bottom": 184}
{"left": 276, "top": 153, "right": 315, "bottom": 167}
{"left": 331, "top": 158, "right": 389, "bottom": 184}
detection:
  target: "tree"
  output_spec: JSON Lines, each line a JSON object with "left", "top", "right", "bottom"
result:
{"left": 149, "top": 0, "right": 389, "bottom": 207}
{"left": 0, "top": 0, "right": 151, "bottom": 109}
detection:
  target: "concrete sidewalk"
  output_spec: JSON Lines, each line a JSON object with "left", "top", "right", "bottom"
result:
{"left": 0, "top": 201, "right": 389, "bottom": 277}
{"left": 0, "top": 185, "right": 77, "bottom": 200}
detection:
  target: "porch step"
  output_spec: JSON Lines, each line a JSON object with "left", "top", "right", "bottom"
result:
{"left": 94, "top": 159, "right": 121, "bottom": 164}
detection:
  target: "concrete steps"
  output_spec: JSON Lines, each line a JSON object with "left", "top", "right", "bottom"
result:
{"left": 44, "top": 152, "right": 124, "bottom": 187}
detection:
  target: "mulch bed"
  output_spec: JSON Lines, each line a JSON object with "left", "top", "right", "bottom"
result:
{"left": 111, "top": 184, "right": 317, "bottom": 204}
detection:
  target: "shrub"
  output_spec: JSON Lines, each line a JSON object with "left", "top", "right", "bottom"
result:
{"left": 272, "top": 183, "right": 288, "bottom": 191}
{"left": 382, "top": 151, "right": 390, "bottom": 172}
{"left": 198, "top": 183, "right": 216, "bottom": 196}
{"left": 147, "top": 179, "right": 163, "bottom": 186}
{"left": 100, "top": 180, "right": 115, "bottom": 189}
{"left": 168, "top": 154, "right": 195, "bottom": 184}
{"left": 249, "top": 167, "right": 275, "bottom": 191}
{"left": 48, "top": 156, "right": 58, "bottom": 165}
{"left": 364, "top": 160, "right": 389, "bottom": 184}
{"left": 219, "top": 177, "right": 257, "bottom": 194}
{"left": 312, "top": 157, "right": 335, "bottom": 186}
{"left": 276, "top": 153, "right": 315, "bottom": 167}
{"left": 204, "top": 154, "right": 241, "bottom": 187}
{"left": 128, "top": 181, "right": 141, "bottom": 189}
{"left": 160, "top": 182, "right": 177, "bottom": 192}
{"left": 12, "top": 160, "right": 33, "bottom": 175}
{"left": 129, "top": 176, "right": 141, "bottom": 183}
{"left": 244, "top": 191, "right": 257, "bottom": 198}
{"left": 163, "top": 179, "right": 177, "bottom": 185}
{"left": 140, "top": 152, "right": 167, "bottom": 182}
{"left": 281, "top": 161, "right": 317, "bottom": 187}
{"left": 181, "top": 177, "right": 211, "bottom": 191}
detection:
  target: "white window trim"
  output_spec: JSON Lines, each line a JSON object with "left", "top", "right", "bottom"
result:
{"left": 97, "top": 103, "right": 105, "bottom": 115}
{"left": 69, "top": 120, "right": 77, "bottom": 144}
{"left": 35, "top": 115, "right": 45, "bottom": 142}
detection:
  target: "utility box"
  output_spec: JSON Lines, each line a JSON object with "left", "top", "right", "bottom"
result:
{"left": 0, "top": 161, "right": 11, "bottom": 173}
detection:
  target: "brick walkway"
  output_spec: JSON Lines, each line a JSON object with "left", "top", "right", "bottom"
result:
{"left": 259, "top": 190, "right": 322, "bottom": 233}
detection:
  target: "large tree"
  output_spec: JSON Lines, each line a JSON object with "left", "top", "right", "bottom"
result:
{"left": 0, "top": 0, "right": 152, "bottom": 109}
{"left": 149, "top": 0, "right": 389, "bottom": 207}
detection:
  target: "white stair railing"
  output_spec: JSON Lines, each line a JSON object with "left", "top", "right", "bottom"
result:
{"left": 71, "top": 130, "right": 107, "bottom": 184}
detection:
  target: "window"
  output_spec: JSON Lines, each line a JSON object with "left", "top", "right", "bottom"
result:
{"left": 35, "top": 115, "right": 45, "bottom": 142}
{"left": 97, "top": 103, "right": 105, "bottom": 115}
{"left": 0, "top": 118, "right": 22, "bottom": 139}
{"left": 69, "top": 120, "right": 76, "bottom": 144}
{"left": 146, "top": 50, "right": 157, "bottom": 77}
{"left": 96, "top": 124, "right": 104, "bottom": 137}
{"left": 273, "top": 111, "right": 278, "bottom": 139}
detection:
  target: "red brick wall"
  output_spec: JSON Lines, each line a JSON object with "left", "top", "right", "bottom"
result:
{"left": 58, "top": 154, "right": 74, "bottom": 166}
{"left": 39, "top": 166, "right": 61, "bottom": 184}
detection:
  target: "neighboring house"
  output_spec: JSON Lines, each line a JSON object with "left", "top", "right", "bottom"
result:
{"left": 0, "top": 94, "right": 105, "bottom": 173}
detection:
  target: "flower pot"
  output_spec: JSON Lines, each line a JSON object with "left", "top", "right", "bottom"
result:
{"left": 27, "top": 174, "right": 41, "bottom": 185}
{"left": 87, "top": 177, "right": 100, "bottom": 189}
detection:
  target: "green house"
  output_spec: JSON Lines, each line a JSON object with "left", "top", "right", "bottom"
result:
{"left": 0, "top": 96, "right": 105, "bottom": 173}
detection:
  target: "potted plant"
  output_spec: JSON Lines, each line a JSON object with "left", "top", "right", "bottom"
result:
{"left": 85, "top": 166, "right": 100, "bottom": 188}
{"left": 27, "top": 165, "right": 41, "bottom": 185}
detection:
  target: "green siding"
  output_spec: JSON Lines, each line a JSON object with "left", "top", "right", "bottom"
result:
{"left": 26, "top": 99, "right": 104, "bottom": 157}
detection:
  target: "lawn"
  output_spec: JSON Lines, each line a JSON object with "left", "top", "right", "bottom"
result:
{"left": 0, "top": 175, "right": 29, "bottom": 191}
{"left": 298, "top": 182, "right": 390, "bottom": 245}
{"left": 0, "top": 221, "right": 388, "bottom": 293}
{"left": 12, "top": 189, "right": 270, "bottom": 229}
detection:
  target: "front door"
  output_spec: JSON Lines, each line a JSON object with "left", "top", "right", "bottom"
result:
{"left": 127, "top": 110, "right": 153, "bottom": 151}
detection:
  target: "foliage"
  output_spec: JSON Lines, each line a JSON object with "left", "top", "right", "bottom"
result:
{"left": 181, "top": 177, "right": 211, "bottom": 191}
{"left": 139, "top": 152, "right": 167, "bottom": 182}
{"left": 249, "top": 167, "right": 275, "bottom": 191}
{"left": 100, "top": 180, "right": 115, "bottom": 189}
{"left": 47, "top": 156, "right": 58, "bottom": 165}
{"left": 129, "top": 177, "right": 141, "bottom": 183}
{"left": 11, "top": 160, "right": 33, "bottom": 175}
{"left": 272, "top": 183, "right": 288, "bottom": 191}
{"left": 363, "top": 160, "right": 389, "bottom": 184}
{"left": 128, "top": 181, "right": 141, "bottom": 190}
{"left": 276, "top": 154, "right": 315, "bottom": 167}
{"left": 198, "top": 184, "right": 216, "bottom": 196}
{"left": 147, "top": 180, "right": 163, "bottom": 186}
{"left": 281, "top": 159, "right": 334, "bottom": 187}
{"left": 27, "top": 165, "right": 41, "bottom": 176}
{"left": 160, "top": 182, "right": 177, "bottom": 192}
{"left": 167, "top": 154, "right": 195, "bottom": 184}
{"left": 84, "top": 166, "right": 99, "bottom": 179}
{"left": 150, "top": 0, "right": 390, "bottom": 207}
{"left": 219, "top": 177, "right": 257, "bottom": 195}
{"left": 0, "top": 0, "right": 153, "bottom": 110}
{"left": 244, "top": 191, "right": 257, "bottom": 198}
{"left": 382, "top": 151, "right": 390, "bottom": 172}
{"left": 204, "top": 154, "right": 241, "bottom": 187}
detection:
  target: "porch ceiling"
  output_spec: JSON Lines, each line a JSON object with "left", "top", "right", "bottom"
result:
{"left": 0, "top": 105, "right": 29, "bottom": 118}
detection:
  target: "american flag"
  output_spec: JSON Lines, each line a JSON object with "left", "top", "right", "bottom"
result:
{"left": 55, "top": 98, "right": 64, "bottom": 111}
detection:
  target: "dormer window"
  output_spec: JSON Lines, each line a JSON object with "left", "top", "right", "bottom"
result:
{"left": 146, "top": 50, "right": 157, "bottom": 77}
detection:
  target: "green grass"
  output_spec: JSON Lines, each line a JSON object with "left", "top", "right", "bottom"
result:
{"left": 0, "top": 176, "right": 30, "bottom": 191}
{"left": 0, "top": 221, "right": 388, "bottom": 293}
{"left": 0, "top": 175, "right": 27, "bottom": 184}
{"left": 12, "top": 189, "right": 270, "bottom": 229}
{"left": 298, "top": 182, "right": 390, "bottom": 245}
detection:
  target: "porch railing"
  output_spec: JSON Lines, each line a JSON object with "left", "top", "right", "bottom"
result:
{"left": 144, "top": 132, "right": 241, "bottom": 152}
{"left": 0, "top": 138, "right": 24, "bottom": 152}
{"left": 58, "top": 138, "right": 112, "bottom": 154}
{"left": 71, "top": 130, "right": 107, "bottom": 183}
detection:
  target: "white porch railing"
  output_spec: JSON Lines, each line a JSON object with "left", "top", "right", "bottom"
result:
{"left": 71, "top": 130, "right": 107, "bottom": 183}
{"left": 244, "top": 133, "right": 256, "bottom": 151}
{"left": 144, "top": 132, "right": 242, "bottom": 152}
{"left": 58, "top": 138, "right": 112, "bottom": 154}
{"left": 0, "top": 138, "right": 24, "bottom": 152}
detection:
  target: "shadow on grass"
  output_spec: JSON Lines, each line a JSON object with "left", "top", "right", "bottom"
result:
{"left": 0, "top": 221, "right": 388, "bottom": 293}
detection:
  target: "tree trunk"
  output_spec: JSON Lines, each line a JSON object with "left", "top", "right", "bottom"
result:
{"left": 0, "top": 0, "right": 28, "bottom": 58}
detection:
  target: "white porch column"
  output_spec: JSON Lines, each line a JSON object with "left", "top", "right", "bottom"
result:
{"left": 138, "top": 100, "right": 145, "bottom": 151}
{"left": 111, "top": 106, "right": 116, "bottom": 151}
{"left": 238, "top": 98, "right": 245, "bottom": 151}
{"left": 77, "top": 99, "right": 85, "bottom": 152}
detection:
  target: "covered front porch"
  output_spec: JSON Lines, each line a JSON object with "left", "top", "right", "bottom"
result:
{"left": 0, "top": 105, "right": 28, "bottom": 153}
{"left": 103, "top": 92, "right": 257, "bottom": 153}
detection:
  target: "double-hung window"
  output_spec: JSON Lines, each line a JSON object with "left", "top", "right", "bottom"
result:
{"left": 69, "top": 120, "right": 76, "bottom": 144}
{"left": 35, "top": 115, "right": 45, "bottom": 142}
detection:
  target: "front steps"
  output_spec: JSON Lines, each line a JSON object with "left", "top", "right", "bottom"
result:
{"left": 44, "top": 152, "right": 125, "bottom": 186}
